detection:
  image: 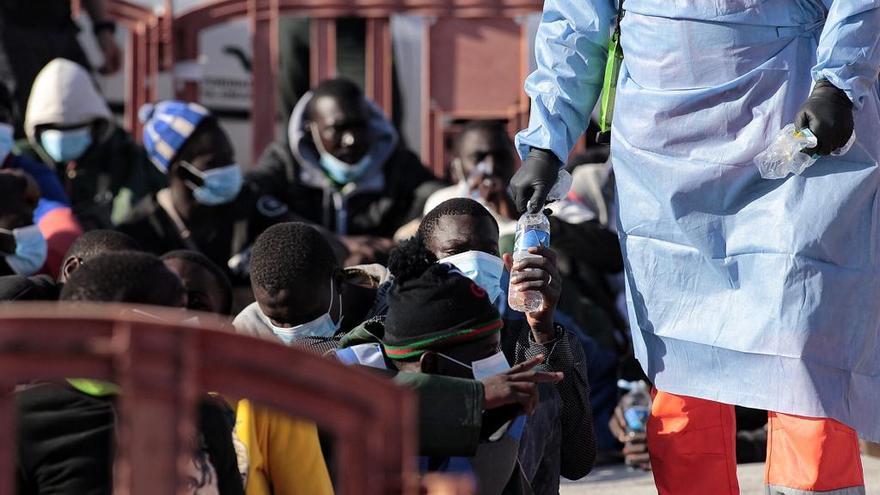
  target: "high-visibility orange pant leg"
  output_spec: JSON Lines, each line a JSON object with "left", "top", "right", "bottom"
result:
{"left": 647, "top": 390, "right": 738, "bottom": 495}
{"left": 765, "top": 412, "right": 864, "bottom": 494}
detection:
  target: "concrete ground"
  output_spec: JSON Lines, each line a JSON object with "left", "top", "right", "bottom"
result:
{"left": 561, "top": 456, "right": 880, "bottom": 494}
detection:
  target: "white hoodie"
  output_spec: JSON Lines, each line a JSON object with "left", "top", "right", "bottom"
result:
{"left": 24, "top": 58, "right": 113, "bottom": 160}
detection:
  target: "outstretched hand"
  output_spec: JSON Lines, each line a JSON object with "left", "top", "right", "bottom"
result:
{"left": 481, "top": 355, "right": 562, "bottom": 415}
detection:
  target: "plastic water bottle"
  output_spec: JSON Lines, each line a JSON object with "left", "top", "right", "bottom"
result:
{"left": 507, "top": 170, "right": 572, "bottom": 313}
{"left": 618, "top": 379, "right": 651, "bottom": 435}
{"left": 508, "top": 212, "right": 551, "bottom": 312}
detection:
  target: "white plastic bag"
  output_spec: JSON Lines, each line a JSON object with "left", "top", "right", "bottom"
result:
{"left": 754, "top": 124, "right": 818, "bottom": 179}
{"left": 755, "top": 124, "right": 856, "bottom": 180}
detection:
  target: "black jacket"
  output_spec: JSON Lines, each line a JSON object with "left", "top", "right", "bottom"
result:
{"left": 116, "top": 183, "right": 291, "bottom": 285}
{"left": 16, "top": 383, "right": 244, "bottom": 495}
{"left": 17, "top": 128, "right": 167, "bottom": 231}
{"left": 0, "top": 275, "right": 60, "bottom": 301}
{"left": 251, "top": 141, "right": 440, "bottom": 238}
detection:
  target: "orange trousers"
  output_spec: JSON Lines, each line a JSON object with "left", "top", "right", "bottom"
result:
{"left": 647, "top": 391, "right": 864, "bottom": 495}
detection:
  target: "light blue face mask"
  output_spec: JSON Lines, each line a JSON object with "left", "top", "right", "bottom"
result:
{"left": 1, "top": 225, "right": 48, "bottom": 275}
{"left": 439, "top": 250, "right": 505, "bottom": 305}
{"left": 40, "top": 126, "right": 93, "bottom": 163}
{"left": 0, "top": 123, "right": 14, "bottom": 164}
{"left": 310, "top": 124, "right": 372, "bottom": 185}
{"left": 266, "top": 278, "right": 343, "bottom": 344}
{"left": 182, "top": 161, "right": 243, "bottom": 206}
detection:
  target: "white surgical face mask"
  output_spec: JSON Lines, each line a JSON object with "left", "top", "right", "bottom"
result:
{"left": 0, "top": 123, "right": 14, "bottom": 164}
{"left": 436, "top": 349, "right": 509, "bottom": 380}
{"left": 1, "top": 225, "right": 47, "bottom": 275}
{"left": 267, "top": 278, "right": 343, "bottom": 344}
{"left": 439, "top": 251, "right": 504, "bottom": 305}
{"left": 181, "top": 161, "right": 243, "bottom": 206}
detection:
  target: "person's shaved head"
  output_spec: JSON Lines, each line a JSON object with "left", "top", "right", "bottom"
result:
{"left": 59, "top": 230, "right": 141, "bottom": 283}
{"left": 60, "top": 251, "right": 184, "bottom": 307}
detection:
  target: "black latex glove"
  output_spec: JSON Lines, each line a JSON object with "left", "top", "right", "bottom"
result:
{"left": 795, "top": 79, "right": 854, "bottom": 156}
{"left": 510, "top": 147, "right": 560, "bottom": 213}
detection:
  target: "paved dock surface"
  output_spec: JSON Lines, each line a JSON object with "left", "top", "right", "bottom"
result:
{"left": 561, "top": 456, "right": 880, "bottom": 494}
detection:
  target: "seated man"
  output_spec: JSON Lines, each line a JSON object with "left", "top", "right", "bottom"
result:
{"left": 17, "top": 251, "right": 244, "bottom": 494}
{"left": 164, "top": 248, "right": 334, "bottom": 495}
{"left": 0, "top": 171, "right": 73, "bottom": 279}
{"left": 251, "top": 78, "right": 442, "bottom": 264}
{"left": 118, "top": 101, "right": 291, "bottom": 287}
{"left": 162, "top": 250, "right": 234, "bottom": 316}
{"left": 0, "top": 229, "right": 140, "bottom": 301}
{"left": 341, "top": 241, "right": 562, "bottom": 493}
{"left": 19, "top": 59, "right": 165, "bottom": 230}
{"left": 234, "top": 222, "right": 346, "bottom": 352}
{"left": 418, "top": 120, "right": 625, "bottom": 343}
{"left": 416, "top": 198, "right": 596, "bottom": 490}
{"left": 0, "top": 81, "right": 81, "bottom": 274}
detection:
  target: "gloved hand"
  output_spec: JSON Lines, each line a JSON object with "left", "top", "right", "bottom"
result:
{"left": 795, "top": 79, "right": 854, "bottom": 156}
{"left": 510, "top": 147, "right": 560, "bottom": 213}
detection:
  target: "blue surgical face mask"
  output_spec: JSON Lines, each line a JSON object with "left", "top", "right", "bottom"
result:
{"left": 310, "top": 124, "right": 372, "bottom": 185}
{"left": 0, "top": 123, "right": 14, "bottom": 164}
{"left": 40, "top": 126, "right": 93, "bottom": 163}
{"left": 0, "top": 225, "right": 47, "bottom": 275}
{"left": 266, "top": 278, "right": 343, "bottom": 344}
{"left": 439, "top": 250, "right": 505, "bottom": 305}
{"left": 181, "top": 161, "right": 243, "bottom": 206}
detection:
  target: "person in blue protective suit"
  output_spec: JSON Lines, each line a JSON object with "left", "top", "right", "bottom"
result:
{"left": 510, "top": 1, "right": 880, "bottom": 494}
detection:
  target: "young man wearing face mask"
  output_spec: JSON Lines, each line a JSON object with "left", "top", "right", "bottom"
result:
{"left": 0, "top": 82, "right": 82, "bottom": 278}
{"left": 421, "top": 121, "right": 626, "bottom": 333}
{"left": 0, "top": 172, "right": 50, "bottom": 279}
{"left": 337, "top": 240, "right": 567, "bottom": 494}
{"left": 234, "top": 222, "right": 346, "bottom": 352}
{"left": 164, "top": 244, "right": 335, "bottom": 495}
{"left": 250, "top": 78, "right": 442, "bottom": 265}
{"left": 118, "top": 101, "right": 292, "bottom": 287}
{"left": 18, "top": 59, "right": 165, "bottom": 230}
{"left": 416, "top": 198, "right": 596, "bottom": 492}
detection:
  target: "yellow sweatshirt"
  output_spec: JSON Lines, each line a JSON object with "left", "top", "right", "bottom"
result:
{"left": 235, "top": 400, "right": 334, "bottom": 495}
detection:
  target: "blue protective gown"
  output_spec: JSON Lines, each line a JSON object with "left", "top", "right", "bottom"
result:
{"left": 516, "top": 0, "right": 880, "bottom": 440}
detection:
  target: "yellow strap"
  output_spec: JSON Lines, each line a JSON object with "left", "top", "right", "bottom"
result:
{"left": 67, "top": 378, "right": 120, "bottom": 397}
{"left": 599, "top": 28, "right": 624, "bottom": 134}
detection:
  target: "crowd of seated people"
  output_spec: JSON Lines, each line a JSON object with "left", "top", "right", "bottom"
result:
{"left": 0, "top": 55, "right": 659, "bottom": 494}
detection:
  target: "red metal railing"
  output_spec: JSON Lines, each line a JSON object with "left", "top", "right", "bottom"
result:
{"left": 0, "top": 303, "right": 417, "bottom": 495}
{"left": 104, "top": 0, "right": 546, "bottom": 171}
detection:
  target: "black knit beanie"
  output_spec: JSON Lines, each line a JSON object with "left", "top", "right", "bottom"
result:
{"left": 384, "top": 262, "right": 502, "bottom": 360}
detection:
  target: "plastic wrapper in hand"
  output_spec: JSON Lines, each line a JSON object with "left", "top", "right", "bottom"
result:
{"left": 754, "top": 124, "right": 856, "bottom": 179}
{"left": 525, "top": 169, "right": 573, "bottom": 212}
{"left": 754, "top": 124, "right": 818, "bottom": 179}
